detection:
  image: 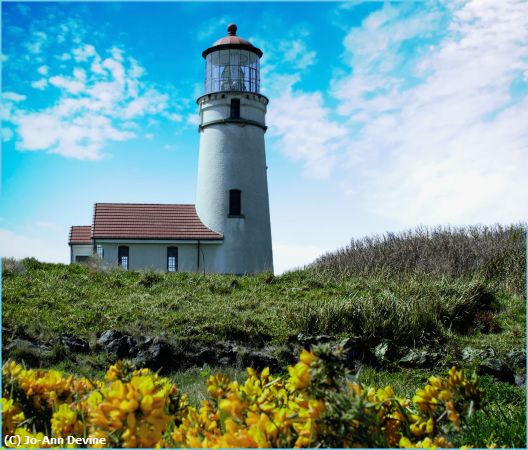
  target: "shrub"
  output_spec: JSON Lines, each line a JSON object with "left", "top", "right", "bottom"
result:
{"left": 312, "top": 224, "right": 526, "bottom": 295}
{"left": 1, "top": 258, "right": 26, "bottom": 277}
{"left": 2, "top": 346, "right": 487, "bottom": 448}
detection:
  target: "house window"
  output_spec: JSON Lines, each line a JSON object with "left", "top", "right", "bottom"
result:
{"left": 96, "top": 245, "right": 104, "bottom": 259}
{"left": 230, "top": 98, "right": 240, "bottom": 119}
{"left": 229, "top": 189, "right": 242, "bottom": 216}
{"left": 118, "top": 246, "right": 129, "bottom": 270}
{"left": 167, "top": 247, "right": 178, "bottom": 272}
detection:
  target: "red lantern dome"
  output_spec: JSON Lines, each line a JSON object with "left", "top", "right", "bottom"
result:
{"left": 202, "top": 24, "right": 263, "bottom": 94}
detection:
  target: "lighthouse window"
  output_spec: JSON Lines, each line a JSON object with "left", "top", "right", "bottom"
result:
{"left": 230, "top": 99, "right": 240, "bottom": 119}
{"left": 167, "top": 247, "right": 178, "bottom": 272}
{"left": 229, "top": 189, "right": 242, "bottom": 216}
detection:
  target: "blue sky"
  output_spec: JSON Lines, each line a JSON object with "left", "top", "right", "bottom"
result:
{"left": 1, "top": 1, "right": 527, "bottom": 274}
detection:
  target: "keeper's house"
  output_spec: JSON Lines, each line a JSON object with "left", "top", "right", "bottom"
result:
{"left": 68, "top": 24, "right": 273, "bottom": 274}
{"left": 69, "top": 203, "right": 223, "bottom": 272}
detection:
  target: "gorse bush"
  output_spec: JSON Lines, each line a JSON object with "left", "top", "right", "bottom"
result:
{"left": 312, "top": 224, "right": 526, "bottom": 295}
{"left": 2, "top": 346, "right": 486, "bottom": 448}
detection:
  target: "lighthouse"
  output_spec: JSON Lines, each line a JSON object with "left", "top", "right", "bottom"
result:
{"left": 195, "top": 24, "right": 274, "bottom": 274}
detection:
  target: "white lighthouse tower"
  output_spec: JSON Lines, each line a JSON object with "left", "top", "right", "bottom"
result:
{"left": 195, "top": 24, "right": 273, "bottom": 274}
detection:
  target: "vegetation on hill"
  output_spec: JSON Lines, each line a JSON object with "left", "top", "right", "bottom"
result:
{"left": 1, "top": 224, "right": 526, "bottom": 447}
{"left": 312, "top": 224, "right": 525, "bottom": 295}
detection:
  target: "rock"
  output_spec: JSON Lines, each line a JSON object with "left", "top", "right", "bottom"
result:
{"left": 7, "top": 338, "right": 50, "bottom": 353}
{"left": 461, "top": 346, "right": 496, "bottom": 361}
{"left": 514, "top": 373, "right": 526, "bottom": 388}
{"left": 506, "top": 350, "right": 526, "bottom": 369}
{"left": 6, "top": 339, "right": 53, "bottom": 366}
{"left": 218, "top": 357, "right": 232, "bottom": 366}
{"left": 399, "top": 349, "right": 428, "bottom": 367}
{"left": 97, "top": 330, "right": 124, "bottom": 346}
{"left": 374, "top": 341, "right": 402, "bottom": 366}
{"left": 133, "top": 337, "right": 174, "bottom": 371}
{"left": 339, "top": 336, "right": 362, "bottom": 358}
{"left": 297, "top": 333, "right": 332, "bottom": 349}
{"left": 215, "top": 342, "right": 238, "bottom": 365}
{"left": 195, "top": 348, "right": 218, "bottom": 365}
{"left": 239, "top": 349, "right": 281, "bottom": 372}
{"left": 97, "top": 330, "right": 137, "bottom": 358}
{"left": 58, "top": 335, "right": 89, "bottom": 353}
{"left": 477, "top": 358, "right": 515, "bottom": 384}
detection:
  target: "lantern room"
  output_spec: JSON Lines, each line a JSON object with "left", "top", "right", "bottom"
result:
{"left": 202, "top": 24, "right": 263, "bottom": 94}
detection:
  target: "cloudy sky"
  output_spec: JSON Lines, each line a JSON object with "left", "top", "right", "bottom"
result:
{"left": 1, "top": 0, "right": 527, "bottom": 274}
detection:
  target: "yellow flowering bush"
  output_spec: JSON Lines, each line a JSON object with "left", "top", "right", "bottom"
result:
{"left": 1, "top": 345, "right": 484, "bottom": 448}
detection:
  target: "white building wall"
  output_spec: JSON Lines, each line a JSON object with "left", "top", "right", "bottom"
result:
{"left": 94, "top": 241, "right": 221, "bottom": 273}
{"left": 195, "top": 93, "right": 273, "bottom": 274}
{"left": 71, "top": 244, "right": 93, "bottom": 263}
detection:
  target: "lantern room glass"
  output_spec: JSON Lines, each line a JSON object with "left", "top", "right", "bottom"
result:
{"left": 205, "top": 48, "right": 260, "bottom": 94}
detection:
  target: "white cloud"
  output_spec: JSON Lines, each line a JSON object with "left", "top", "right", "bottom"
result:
{"left": 37, "top": 65, "right": 49, "bottom": 75}
{"left": 164, "top": 112, "right": 183, "bottom": 122}
{"left": 102, "top": 57, "right": 125, "bottom": 86}
{"left": 26, "top": 31, "right": 47, "bottom": 54}
{"left": 18, "top": 113, "right": 62, "bottom": 150}
{"left": 5, "top": 38, "right": 182, "bottom": 160}
{"left": 256, "top": 29, "right": 347, "bottom": 179}
{"left": 331, "top": 0, "right": 528, "bottom": 225}
{"left": 186, "top": 114, "right": 200, "bottom": 126}
{"left": 0, "top": 228, "right": 69, "bottom": 263}
{"left": 268, "top": 86, "right": 348, "bottom": 178}
{"left": 110, "top": 47, "right": 124, "bottom": 62}
{"left": 121, "top": 89, "right": 168, "bottom": 119}
{"left": 16, "top": 3, "right": 30, "bottom": 16}
{"left": 72, "top": 44, "right": 96, "bottom": 62}
{"left": 73, "top": 67, "right": 87, "bottom": 82}
{"left": 36, "top": 221, "right": 61, "bottom": 230}
{"left": 197, "top": 16, "right": 231, "bottom": 41}
{"left": 3, "top": 92, "right": 26, "bottom": 102}
{"left": 273, "top": 241, "right": 325, "bottom": 274}
{"left": 2, "top": 128, "right": 13, "bottom": 142}
{"left": 129, "top": 58, "right": 144, "bottom": 78}
{"left": 279, "top": 38, "right": 316, "bottom": 70}
{"left": 49, "top": 75, "right": 85, "bottom": 94}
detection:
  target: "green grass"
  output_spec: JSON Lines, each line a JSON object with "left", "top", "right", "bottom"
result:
{"left": 3, "top": 261, "right": 524, "bottom": 357}
{"left": 2, "top": 230, "right": 526, "bottom": 449}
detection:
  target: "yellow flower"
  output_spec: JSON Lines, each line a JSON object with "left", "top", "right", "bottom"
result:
{"left": 51, "top": 403, "right": 83, "bottom": 438}
{"left": 288, "top": 362, "right": 310, "bottom": 390}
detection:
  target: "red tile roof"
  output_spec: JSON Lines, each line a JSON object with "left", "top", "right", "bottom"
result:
{"left": 91, "top": 203, "right": 223, "bottom": 240}
{"left": 69, "top": 226, "right": 92, "bottom": 245}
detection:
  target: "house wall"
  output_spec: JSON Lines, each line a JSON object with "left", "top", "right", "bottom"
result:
{"left": 95, "top": 241, "right": 221, "bottom": 272}
{"left": 71, "top": 244, "right": 93, "bottom": 263}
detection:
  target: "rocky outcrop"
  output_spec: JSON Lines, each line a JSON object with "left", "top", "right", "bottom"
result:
{"left": 2, "top": 329, "right": 525, "bottom": 387}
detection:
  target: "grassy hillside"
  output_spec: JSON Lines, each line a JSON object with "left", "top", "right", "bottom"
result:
{"left": 1, "top": 224, "right": 526, "bottom": 446}
{"left": 2, "top": 260, "right": 524, "bottom": 357}
{"left": 2, "top": 225, "right": 525, "bottom": 363}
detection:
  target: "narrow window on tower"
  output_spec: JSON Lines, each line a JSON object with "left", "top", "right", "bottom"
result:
{"left": 118, "top": 246, "right": 129, "bottom": 271}
{"left": 229, "top": 189, "right": 242, "bottom": 216}
{"left": 230, "top": 98, "right": 240, "bottom": 119}
{"left": 167, "top": 247, "right": 178, "bottom": 272}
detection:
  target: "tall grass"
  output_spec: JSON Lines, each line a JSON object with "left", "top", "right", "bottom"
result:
{"left": 312, "top": 224, "right": 526, "bottom": 295}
